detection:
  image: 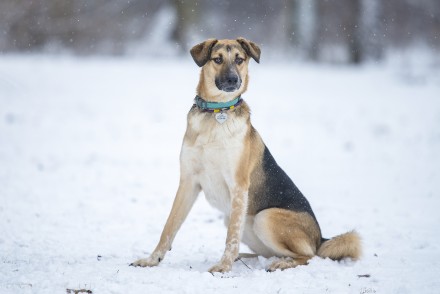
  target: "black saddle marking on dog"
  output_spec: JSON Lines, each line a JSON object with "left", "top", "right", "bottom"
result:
{"left": 254, "top": 146, "right": 318, "bottom": 222}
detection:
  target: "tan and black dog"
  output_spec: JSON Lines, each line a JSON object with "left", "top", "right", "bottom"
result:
{"left": 131, "top": 38, "right": 361, "bottom": 273}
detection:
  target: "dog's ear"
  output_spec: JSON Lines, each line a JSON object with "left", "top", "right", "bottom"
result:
{"left": 237, "top": 37, "right": 261, "bottom": 63}
{"left": 190, "top": 39, "right": 218, "bottom": 67}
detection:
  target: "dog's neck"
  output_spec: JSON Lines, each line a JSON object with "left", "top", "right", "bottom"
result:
{"left": 194, "top": 95, "right": 242, "bottom": 112}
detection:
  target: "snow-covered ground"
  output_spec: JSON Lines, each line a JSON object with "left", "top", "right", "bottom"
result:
{"left": 1, "top": 55, "right": 439, "bottom": 293}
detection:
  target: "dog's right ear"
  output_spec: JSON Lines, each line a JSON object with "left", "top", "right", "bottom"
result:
{"left": 190, "top": 39, "right": 218, "bottom": 67}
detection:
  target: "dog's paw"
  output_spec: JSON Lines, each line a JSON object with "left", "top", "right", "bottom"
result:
{"left": 129, "top": 256, "right": 161, "bottom": 267}
{"left": 208, "top": 262, "right": 232, "bottom": 273}
{"left": 266, "top": 258, "right": 296, "bottom": 272}
{"left": 266, "top": 261, "right": 283, "bottom": 272}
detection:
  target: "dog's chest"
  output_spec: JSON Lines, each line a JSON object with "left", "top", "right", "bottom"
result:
{"left": 181, "top": 111, "right": 248, "bottom": 214}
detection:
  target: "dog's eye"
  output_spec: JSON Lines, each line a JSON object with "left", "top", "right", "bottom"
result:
{"left": 213, "top": 57, "right": 223, "bottom": 64}
{"left": 235, "top": 57, "right": 244, "bottom": 65}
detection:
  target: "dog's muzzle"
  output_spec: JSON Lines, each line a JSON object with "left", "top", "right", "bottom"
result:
{"left": 215, "top": 73, "right": 242, "bottom": 92}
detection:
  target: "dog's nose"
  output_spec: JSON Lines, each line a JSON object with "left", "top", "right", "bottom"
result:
{"left": 215, "top": 72, "right": 241, "bottom": 92}
{"left": 226, "top": 75, "right": 239, "bottom": 86}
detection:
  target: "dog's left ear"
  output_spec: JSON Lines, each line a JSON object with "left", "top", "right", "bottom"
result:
{"left": 190, "top": 39, "right": 218, "bottom": 67}
{"left": 237, "top": 37, "right": 261, "bottom": 63}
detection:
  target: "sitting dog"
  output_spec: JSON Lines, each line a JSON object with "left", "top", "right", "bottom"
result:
{"left": 131, "top": 38, "right": 361, "bottom": 272}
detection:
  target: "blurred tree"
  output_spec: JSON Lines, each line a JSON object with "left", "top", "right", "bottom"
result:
{"left": 307, "top": 0, "right": 384, "bottom": 63}
{"left": 309, "top": 0, "right": 322, "bottom": 61}
{"left": 0, "top": 0, "right": 162, "bottom": 54}
{"left": 282, "top": 0, "right": 301, "bottom": 50}
{"left": 172, "top": 0, "right": 198, "bottom": 52}
{"left": 0, "top": 0, "right": 438, "bottom": 61}
{"left": 360, "top": 0, "right": 384, "bottom": 61}
{"left": 345, "top": 0, "right": 362, "bottom": 63}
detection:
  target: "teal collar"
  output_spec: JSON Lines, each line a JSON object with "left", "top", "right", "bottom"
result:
{"left": 194, "top": 95, "right": 242, "bottom": 112}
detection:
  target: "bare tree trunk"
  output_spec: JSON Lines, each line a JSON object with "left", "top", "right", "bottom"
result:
{"left": 308, "top": 0, "right": 321, "bottom": 61}
{"left": 284, "top": 0, "right": 300, "bottom": 47}
{"left": 346, "top": 0, "right": 363, "bottom": 64}
{"left": 360, "top": 0, "right": 384, "bottom": 61}
{"left": 171, "top": 0, "right": 197, "bottom": 53}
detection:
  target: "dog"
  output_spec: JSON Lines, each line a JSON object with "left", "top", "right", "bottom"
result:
{"left": 131, "top": 38, "right": 361, "bottom": 273}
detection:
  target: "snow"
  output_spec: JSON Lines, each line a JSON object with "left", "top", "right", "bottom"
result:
{"left": 1, "top": 55, "right": 439, "bottom": 294}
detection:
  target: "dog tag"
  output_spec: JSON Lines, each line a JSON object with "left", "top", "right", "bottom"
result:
{"left": 215, "top": 112, "right": 228, "bottom": 124}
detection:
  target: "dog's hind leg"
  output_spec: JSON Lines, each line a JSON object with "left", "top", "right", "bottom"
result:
{"left": 266, "top": 256, "right": 311, "bottom": 272}
{"left": 131, "top": 179, "right": 200, "bottom": 267}
{"left": 252, "top": 208, "right": 322, "bottom": 272}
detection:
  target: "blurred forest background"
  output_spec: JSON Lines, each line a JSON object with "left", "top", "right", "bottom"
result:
{"left": 0, "top": 0, "right": 439, "bottom": 63}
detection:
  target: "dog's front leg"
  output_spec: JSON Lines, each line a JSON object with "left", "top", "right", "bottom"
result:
{"left": 131, "top": 179, "right": 200, "bottom": 267}
{"left": 209, "top": 187, "right": 249, "bottom": 273}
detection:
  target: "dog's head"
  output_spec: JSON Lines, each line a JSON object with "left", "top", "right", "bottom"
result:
{"left": 190, "top": 38, "right": 260, "bottom": 95}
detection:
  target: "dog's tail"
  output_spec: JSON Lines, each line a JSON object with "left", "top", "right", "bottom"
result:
{"left": 317, "top": 230, "right": 362, "bottom": 261}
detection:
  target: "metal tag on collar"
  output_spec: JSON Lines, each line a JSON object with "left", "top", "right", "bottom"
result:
{"left": 215, "top": 111, "right": 228, "bottom": 124}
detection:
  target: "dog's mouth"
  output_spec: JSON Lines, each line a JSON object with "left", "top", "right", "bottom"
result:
{"left": 215, "top": 75, "right": 242, "bottom": 92}
{"left": 222, "top": 85, "right": 240, "bottom": 92}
